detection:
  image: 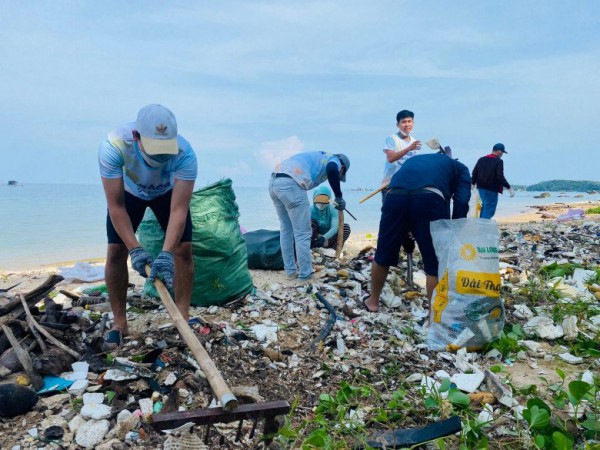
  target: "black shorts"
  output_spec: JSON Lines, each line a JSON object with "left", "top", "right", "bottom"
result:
{"left": 106, "top": 190, "right": 193, "bottom": 244}
{"left": 374, "top": 190, "right": 449, "bottom": 276}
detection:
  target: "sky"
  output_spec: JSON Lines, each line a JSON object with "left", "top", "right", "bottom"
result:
{"left": 0, "top": 1, "right": 599, "bottom": 189}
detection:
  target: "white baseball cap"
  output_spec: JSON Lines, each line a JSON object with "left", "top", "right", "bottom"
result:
{"left": 136, "top": 104, "right": 179, "bottom": 155}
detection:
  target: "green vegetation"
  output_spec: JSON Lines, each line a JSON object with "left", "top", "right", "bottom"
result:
{"left": 525, "top": 180, "right": 600, "bottom": 192}
{"left": 273, "top": 371, "right": 600, "bottom": 449}
{"left": 587, "top": 207, "right": 600, "bottom": 214}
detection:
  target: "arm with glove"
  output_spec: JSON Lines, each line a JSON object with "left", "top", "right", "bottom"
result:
{"left": 326, "top": 161, "right": 345, "bottom": 211}
{"left": 101, "top": 177, "right": 156, "bottom": 277}
{"left": 148, "top": 179, "right": 195, "bottom": 290}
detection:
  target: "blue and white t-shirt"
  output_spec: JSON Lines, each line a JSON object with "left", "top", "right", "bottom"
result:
{"left": 275, "top": 151, "right": 341, "bottom": 190}
{"left": 381, "top": 134, "right": 417, "bottom": 184}
{"left": 98, "top": 123, "right": 197, "bottom": 200}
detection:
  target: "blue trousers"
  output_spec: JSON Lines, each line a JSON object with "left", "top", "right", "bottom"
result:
{"left": 268, "top": 176, "right": 312, "bottom": 279}
{"left": 478, "top": 188, "right": 499, "bottom": 219}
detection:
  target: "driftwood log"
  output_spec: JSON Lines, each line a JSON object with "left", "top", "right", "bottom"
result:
{"left": 1, "top": 325, "right": 44, "bottom": 390}
{"left": 19, "top": 295, "right": 81, "bottom": 360}
{"left": 0, "top": 274, "right": 64, "bottom": 323}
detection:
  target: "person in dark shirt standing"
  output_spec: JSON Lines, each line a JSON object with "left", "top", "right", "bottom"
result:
{"left": 362, "top": 152, "right": 471, "bottom": 313}
{"left": 471, "top": 143, "right": 514, "bottom": 219}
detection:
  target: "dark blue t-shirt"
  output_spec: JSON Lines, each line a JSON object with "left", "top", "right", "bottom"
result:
{"left": 389, "top": 153, "right": 472, "bottom": 218}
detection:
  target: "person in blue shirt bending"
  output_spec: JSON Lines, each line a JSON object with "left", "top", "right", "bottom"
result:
{"left": 310, "top": 186, "right": 351, "bottom": 251}
{"left": 269, "top": 151, "right": 350, "bottom": 281}
{"left": 362, "top": 151, "right": 471, "bottom": 313}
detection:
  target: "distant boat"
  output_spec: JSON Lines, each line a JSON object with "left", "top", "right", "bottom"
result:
{"left": 7, "top": 180, "right": 20, "bottom": 186}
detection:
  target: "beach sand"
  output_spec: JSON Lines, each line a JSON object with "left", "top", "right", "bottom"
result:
{"left": 1, "top": 199, "right": 599, "bottom": 289}
{"left": 0, "top": 200, "right": 599, "bottom": 449}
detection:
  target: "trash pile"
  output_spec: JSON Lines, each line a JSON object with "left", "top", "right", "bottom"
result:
{"left": 0, "top": 218, "right": 598, "bottom": 449}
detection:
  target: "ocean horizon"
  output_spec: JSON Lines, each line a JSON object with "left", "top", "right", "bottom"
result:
{"left": 1, "top": 183, "right": 598, "bottom": 271}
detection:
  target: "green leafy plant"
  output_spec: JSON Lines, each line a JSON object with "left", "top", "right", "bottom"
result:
{"left": 522, "top": 370, "right": 599, "bottom": 448}
{"left": 540, "top": 263, "right": 584, "bottom": 279}
{"left": 484, "top": 324, "right": 525, "bottom": 358}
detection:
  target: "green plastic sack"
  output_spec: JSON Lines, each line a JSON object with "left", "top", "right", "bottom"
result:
{"left": 138, "top": 179, "right": 254, "bottom": 306}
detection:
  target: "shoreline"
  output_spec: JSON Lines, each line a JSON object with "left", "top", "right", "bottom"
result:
{"left": 1, "top": 200, "right": 599, "bottom": 277}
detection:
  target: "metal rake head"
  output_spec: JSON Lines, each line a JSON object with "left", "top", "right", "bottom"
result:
{"left": 153, "top": 400, "right": 291, "bottom": 446}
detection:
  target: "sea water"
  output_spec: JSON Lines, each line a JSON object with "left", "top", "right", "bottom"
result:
{"left": 0, "top": 183, "right": 597, "bottom": 270}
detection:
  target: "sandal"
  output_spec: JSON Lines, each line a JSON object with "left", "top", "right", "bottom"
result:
{"left": 361, "top": 295, "right": 378, "bottom": 313}
{"left": 101, "top": 329, "right": 123, "bottom": 352}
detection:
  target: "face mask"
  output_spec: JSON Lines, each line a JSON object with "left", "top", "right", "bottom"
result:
{"left": 148, "top": 154, "right": 174, "bottom": 164}
{"left": 315, "top": 203, "right": 328, "bottom": 211}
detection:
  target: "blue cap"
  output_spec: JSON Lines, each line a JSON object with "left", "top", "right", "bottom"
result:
{"left": 492, "top": 143, "right": 507, "bottom": 154}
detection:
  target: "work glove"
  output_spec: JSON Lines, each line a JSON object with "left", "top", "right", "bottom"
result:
{"left": 148, "top": 251, "right": 175, "bottom": 290}
{"left": 334, "top": 197, "right": 346, "bottom": 211}
{"left": 508, "top": 188, "right": 515, "bottom": 198}
{"left": 129, "top": 247, "right": 154, "bottom": 278}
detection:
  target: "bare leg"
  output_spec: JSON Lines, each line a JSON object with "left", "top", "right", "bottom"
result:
{"left": 426, "top": 275, "right": 438, "bottom": 301}
{"left": 364, "top": 261, "right": 390, "bottom": 312}
{"left": 422, "top": 274, "right": 439, "bottom": 327}
{"left": 105, "top": 243, "right": 129, "bottom": 335}
{"left": 173, "top": 242, "right": 194, "bottom": 322}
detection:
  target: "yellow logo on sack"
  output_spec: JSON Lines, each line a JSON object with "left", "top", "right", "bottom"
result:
{"left": 432, "top": 270, "right": 449, "bottom": 323}
{"left": 456, "top": 270, "right": 501, "bottom": 298}
{"left": 460, "top": 243, "right": 477, "bottom": 261}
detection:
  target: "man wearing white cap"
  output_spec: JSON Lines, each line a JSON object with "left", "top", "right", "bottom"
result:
{"left": 98, "top": 104, "right": 197, "bottom": 349}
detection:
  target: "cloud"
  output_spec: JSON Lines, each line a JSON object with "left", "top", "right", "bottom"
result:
{"left": 254, "top": 136, "right": 304, "bottom": 169}
{"left": 214, "top": 161, "right": 252, "bottom": 179}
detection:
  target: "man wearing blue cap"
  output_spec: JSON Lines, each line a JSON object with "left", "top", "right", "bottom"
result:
{"left": 98, "top": 104, "right": 197, "bottom": 349}
{"left": 269, "top": 151, "right": 350, "bottom": 281}
{"left": 471, "top": 143, "right": 514, "bottom": 219}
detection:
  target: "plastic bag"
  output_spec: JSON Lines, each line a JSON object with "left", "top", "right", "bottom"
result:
{"left": 467, "top": 189, "right": 482, "bottom": 218}
{"left": 556, "top": 208, "right": 585, "bottom": 222}
{"left": 427, "top": 218, "right": 505, "bottom": 351}
{"left": 244, "top": 229, "right": 284, "bottom": 270}
{"left": 58, "top": 262, "right": 105, "bottom": 283}
{"left": 138, "top": 179, "right": 254, "bottom": 306}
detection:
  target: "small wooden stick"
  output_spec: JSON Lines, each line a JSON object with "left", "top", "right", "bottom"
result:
{"left": 336, "top": 209, "right": 345, "bottom": 259}
{"left": 27, "top": 319, "right": 48, "bottom": 353}
{"left": 359, "top": 182, "right": 389, "bottom": 203}
{"left": 19, "top": 294, "right": 81, "bottom": 359}
{"left": 2, "top": 324, "right": 44, "bottom": 390}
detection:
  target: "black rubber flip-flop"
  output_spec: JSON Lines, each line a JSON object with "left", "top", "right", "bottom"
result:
{"left": 102, "top": 329, "right": 123, "bottom": 352}
{"left": 362, "top": 416, "right": 462, "bottom": 449}
{"left": 361, "top": 295, "right": 377, "bottom": 313}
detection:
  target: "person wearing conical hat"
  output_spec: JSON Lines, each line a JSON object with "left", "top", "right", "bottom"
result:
{"left": 310, "top": 186, "right": 351, "bottom": 251}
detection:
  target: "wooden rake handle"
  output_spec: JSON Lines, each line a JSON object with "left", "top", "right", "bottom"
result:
{"left": 359, "top": 182, "right": 390, "bottom": 204}
{"left": 146, "top": 266, "right": 238, "bottom": 411}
